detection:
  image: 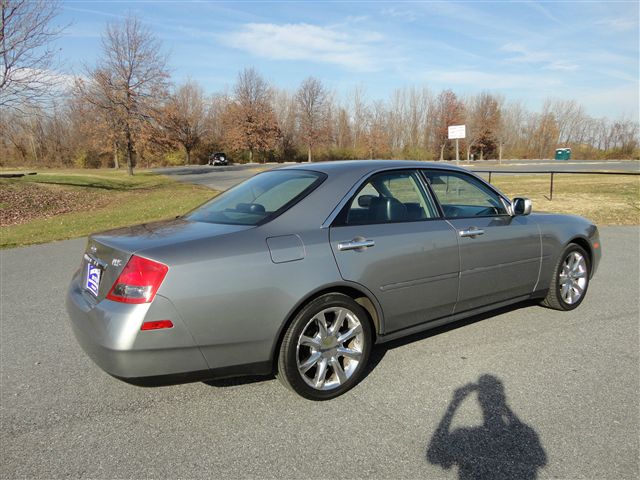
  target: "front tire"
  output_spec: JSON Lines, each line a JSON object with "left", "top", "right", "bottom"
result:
{"left": 277, "top": 293, "right": 372, "bottom": 400}
{"left": 542, "top": 243, "right": 590, "bottom": 311}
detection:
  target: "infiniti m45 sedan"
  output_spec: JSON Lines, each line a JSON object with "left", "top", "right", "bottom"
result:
{"left": 66, "top": 160, "right": 601, "bottom": 400}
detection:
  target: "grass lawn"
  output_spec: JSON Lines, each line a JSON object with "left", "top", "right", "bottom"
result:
{"left": 487, "top": 173, "right": 640, "bottom": 225}
{"left": 1, "top": 169, "right": 216, "bottom": 248}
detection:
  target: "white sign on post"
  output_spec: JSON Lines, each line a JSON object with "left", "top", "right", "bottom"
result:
{"left": 448, "top": 124, "right": 466, "bottom": 139}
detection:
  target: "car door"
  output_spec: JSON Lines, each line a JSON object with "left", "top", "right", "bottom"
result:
{"left": 422, "top": 169, "right": 541, "bottom": 313}
{"left": 329, "top": 169, "right": 460, "bottom": 334}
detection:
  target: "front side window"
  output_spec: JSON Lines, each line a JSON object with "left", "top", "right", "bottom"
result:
{"left": 338, "top": 170, "right": 438, "bottom": 225}
{"left": 423, "top": 170, "right": 508, "bottom": 218}
{"left": 186, "top": 170, "right": 325, "bottom": 225}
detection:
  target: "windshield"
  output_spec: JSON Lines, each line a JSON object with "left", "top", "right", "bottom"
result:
{"left": 186, "top": 169, "right": 325, "bottom": 225}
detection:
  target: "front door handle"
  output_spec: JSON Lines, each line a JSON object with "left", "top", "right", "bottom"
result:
{"left": 459, "top": 228, "right": 485, "bottom": 238}
{"left": 338, "top": 239, "right": 375, "bottom": 251}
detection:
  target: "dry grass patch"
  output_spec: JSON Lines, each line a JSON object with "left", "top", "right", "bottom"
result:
{"left": 488, "top": 174, "right": 640, "bottom": 225}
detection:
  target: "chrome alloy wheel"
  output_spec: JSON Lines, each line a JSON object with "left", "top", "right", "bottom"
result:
{"left": 559, "top": 251, "right": 588, "bottom": 305}
{"left": 296, "top": 307, "right": 364, "bottom": 391}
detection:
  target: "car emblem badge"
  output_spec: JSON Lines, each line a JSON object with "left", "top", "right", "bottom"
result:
{"left": 90, "top": 244, "right": 97, "bottom": 253}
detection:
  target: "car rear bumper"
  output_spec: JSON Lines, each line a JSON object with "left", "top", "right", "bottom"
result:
{"left": 66, "top": 272, "right": 210, "bottom": 381}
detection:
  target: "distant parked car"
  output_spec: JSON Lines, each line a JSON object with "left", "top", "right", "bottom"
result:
{"left": 66, "top": 160, "right": 601, "bottom": 400}
{"left": 208, "top": 152, "right": 228, "bottom": 166}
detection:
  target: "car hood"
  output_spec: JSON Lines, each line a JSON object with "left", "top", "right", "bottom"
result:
{"left": 91, "top": 218, "right": 253, "bottom": 255}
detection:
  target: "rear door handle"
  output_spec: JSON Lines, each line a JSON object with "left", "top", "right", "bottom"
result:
{"left": 459, "top": 228, "right": 485, "bottom": 238}
{"left": 338, "top": 239, "right": 375, "bottom": 251}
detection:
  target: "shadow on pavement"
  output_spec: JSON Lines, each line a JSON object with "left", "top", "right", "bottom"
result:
{"left": 204, "top": 375, "right": 275, "bottom": 388}
{"left": 426, "top": 374, "right": 547, "bottom": 479}
{"left": 363, "top": 300, "right": 538, "bottom": 379}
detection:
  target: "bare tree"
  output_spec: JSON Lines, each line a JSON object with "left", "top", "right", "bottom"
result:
{"left": 296, "top": 77, "right": 329, "bottom": 162}
{"left": 76, "top": 16, "right": 169, "bottom": 175}
{"left": 471, "top": 92, "right": 501, "bottom": 160}
{"left": 0, "top": 0, "right": 66, "bottom": 112}
{"left": 163, "top": 80, "right": 207, "bottom": 165}
{"left": 272, "top": 88, "right": 298, "bottom": 161}
{"left": 531, "top": 102, "right": 559, "bottom": 159}
{"left": 222, "top": 68, "right": 280, "bottom": 162}
{"left": 434, "top": 90, "right": 464, "bottom": 160}
{"left": 350, "top": 85, "right": 368, "bottom": 151}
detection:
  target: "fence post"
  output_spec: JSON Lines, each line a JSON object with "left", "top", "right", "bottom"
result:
{"left": 488, "top": 172, "right": 492, "bottom": 184}
{"left": 550, "top": 172, "right": 554, "bottom": 200}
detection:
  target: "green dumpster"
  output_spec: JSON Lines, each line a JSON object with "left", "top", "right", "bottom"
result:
{"left": 555, "top": 148, "right": 571, "bottom": 160}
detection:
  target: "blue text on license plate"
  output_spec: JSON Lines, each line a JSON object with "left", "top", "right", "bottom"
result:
{"left": 85, "top": 263, "right": 101, "bottom": 296}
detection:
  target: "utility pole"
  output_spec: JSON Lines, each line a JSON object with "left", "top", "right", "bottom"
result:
{"left": 455, "top": 138, "right": 459, "bottom": 165}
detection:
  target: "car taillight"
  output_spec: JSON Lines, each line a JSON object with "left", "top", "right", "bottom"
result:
{"left": 106, "top": 255, "right": 168, "bottom": 304}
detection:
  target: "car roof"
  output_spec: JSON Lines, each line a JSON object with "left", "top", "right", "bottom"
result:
{"left": 278, "top": 159, "right": 468, "bottom": 176}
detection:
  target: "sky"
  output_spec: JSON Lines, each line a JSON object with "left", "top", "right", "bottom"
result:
{"left": 55, "top": 1, "right": 639, "bottom": 119}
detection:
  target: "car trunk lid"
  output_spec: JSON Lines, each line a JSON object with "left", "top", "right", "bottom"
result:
{"left": 80, "top": 218, "right": 252, "bottom": 303}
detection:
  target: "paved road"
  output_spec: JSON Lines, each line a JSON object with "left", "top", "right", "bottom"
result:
{"left": 155, "top": 159, "right": 639, "bottom": 192}
{"left": 154, "top": 164, "right": 272, "bottom": 191}
{"left": 1, "top": 227, "right": 638, "bottom": 479}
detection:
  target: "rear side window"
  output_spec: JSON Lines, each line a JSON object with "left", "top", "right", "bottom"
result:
{"left": 337, "top": 170, "right": 438, "bottom": 225}
{"left": 186, "top": 170, "right": 325, "bottom": 225}
{"left": 423, "top": 170, "right": 508, "bottom": 218}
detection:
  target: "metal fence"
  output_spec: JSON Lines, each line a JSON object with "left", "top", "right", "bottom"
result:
{"left": 472, "top": 170, "right": 640, "bottom": 200}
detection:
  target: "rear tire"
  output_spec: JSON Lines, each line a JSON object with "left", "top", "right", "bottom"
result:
{"left": 277, "top": 293, "right": 372, "bottom": 400}
{"left": 542, "top": 243, "right": 590, "bottom": 311}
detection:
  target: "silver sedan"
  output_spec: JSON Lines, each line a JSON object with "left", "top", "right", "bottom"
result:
{"left": 66, "top": 160, "right": 601, "bottom": 400}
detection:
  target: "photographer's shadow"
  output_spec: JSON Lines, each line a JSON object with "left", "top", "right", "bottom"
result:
{"left": 427, "top": 374, "right": 547, "bottom": 480}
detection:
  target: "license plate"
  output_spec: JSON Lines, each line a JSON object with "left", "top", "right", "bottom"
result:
{"left": 85, "top": 262, "right": 102, "bottom": 297}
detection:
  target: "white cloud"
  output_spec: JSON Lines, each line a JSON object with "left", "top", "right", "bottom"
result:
{"left": 501, "top": 43, "right": 579, "bottom": 71}
{"left": 222, "top": 23, "right": 383, "bottom": 72}
{"left": 380, "top": 8, "right": 417, "bottom": 22}
{"left": 419, "top": 69, "right": 561, "bottom": 90}
{"left": 595, "top": 17, "right": 638, "bottom": 32}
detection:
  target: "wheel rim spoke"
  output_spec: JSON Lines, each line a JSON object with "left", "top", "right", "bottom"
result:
{"left": 330, "top": 357, "right": 347, "bottom": 385}
{"left": 337, "top": 346, "right": 362, "bottom": 360}
{"left": 338, "top": 324, "right": 362, "bottom": 344}
{"left": 316, "top": 314, "right": 328, "bottom": 338}
{"left": 330, "top": 309, "right": 346, "bottom": 335}
{"left": 299, "top": 352, "right": 321, "bottom": 373}
{"left": 314, "top": 358, "right": 328, "bottom": 389}
{"left": 300, "top": 335, "right": 321, "bottom": 348}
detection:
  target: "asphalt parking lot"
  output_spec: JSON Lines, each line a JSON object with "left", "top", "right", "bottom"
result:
{"left": 1, "top": 226, "right": 638, "bottom": 479}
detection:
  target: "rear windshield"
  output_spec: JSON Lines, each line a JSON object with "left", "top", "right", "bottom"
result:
{"left": 186, "top": 169, "right": 325, "bottom": 226}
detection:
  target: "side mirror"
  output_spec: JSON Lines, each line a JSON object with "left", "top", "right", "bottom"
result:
{"left": 512, "top": 197, "right": 532, "bottom": 216}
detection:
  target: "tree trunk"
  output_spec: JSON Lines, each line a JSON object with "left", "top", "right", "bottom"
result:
{"left": 480, "top": 148, "right": 484, "bottom": 161}
{"left": 498, "top": 142, "right": 503, "bottom": 164}
{"left": 249, "top": 149, "right": 253, "bottom": 163}
{"left": 113, "top": 140, "right": 119, "bottom": 169}
{"left": 125, "top": 126, "right": 134, "bottom": 176}
{"left": 307, "top": 145, "right": 312, "bottom": 162}
{"left": 466, "top": 145, "right": 471, "bottom": 161}
{"left": 439, "top": 143, "right": 445, "bottom": 161}
{"left": 185, "top": 147, "right": 191, "bottom": 165}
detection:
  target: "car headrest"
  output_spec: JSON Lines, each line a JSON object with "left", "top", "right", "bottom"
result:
{"left": 369, "top": 197, "right": 406, "bottom": 222}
